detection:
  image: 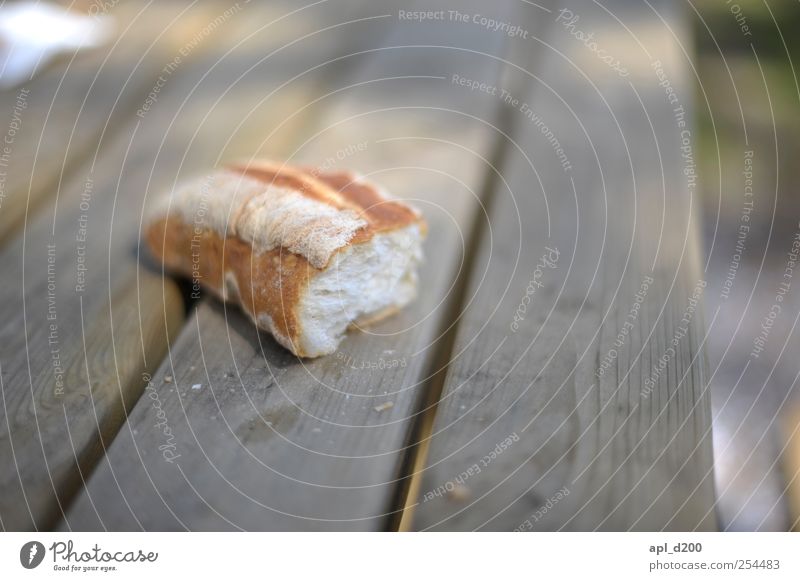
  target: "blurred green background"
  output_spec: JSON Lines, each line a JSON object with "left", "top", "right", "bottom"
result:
{"left": 693, "top": 0, "right": 800, "bottom": 531}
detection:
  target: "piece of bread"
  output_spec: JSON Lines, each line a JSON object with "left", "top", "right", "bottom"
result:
{"left": 144, "top": 161, "right": 426, "bottom": 357}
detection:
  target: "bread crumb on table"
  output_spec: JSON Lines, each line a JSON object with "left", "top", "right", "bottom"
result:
{"left": 374, "top": 401, "right": 394, "bottom": 412}
{"left": 447, "top": 484, "right": 470, "bottom": 502}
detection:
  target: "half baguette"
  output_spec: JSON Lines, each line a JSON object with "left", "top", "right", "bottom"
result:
{"left": 144, "top": 161, "right": 426, "bottom": 357}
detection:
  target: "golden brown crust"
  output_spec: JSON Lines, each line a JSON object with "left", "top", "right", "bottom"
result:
{"left": 230, "top": 162, "right": 424, "bottom": 245}
{"left": 227, "top": 161, "right": 363, "bottom": 213}
{"left": 146, "top": 215, "right": 314, "bottom": 354}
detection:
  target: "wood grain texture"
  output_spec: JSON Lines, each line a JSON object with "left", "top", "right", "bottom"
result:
{"left": 61, "top": 0, "right": 538, "bottom": 531}
{"left": 410, "top": 0, "right": 717, "bottom": 530}
{"left": 0, "top": 274, "right": 184, "bottom": 531}
{"left": 0, "top": 0, "right": 378, "bottom": 530}
{"left": 0, "top": 2, "right": 226, "bottom": 246}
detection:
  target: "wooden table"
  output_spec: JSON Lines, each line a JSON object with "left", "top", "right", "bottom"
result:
{"left": 0, "top": 0, "right": 716, "bottom": 531}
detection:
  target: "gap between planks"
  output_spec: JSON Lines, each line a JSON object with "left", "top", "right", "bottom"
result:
{"left": 61, "top": 0, "right": 521, "bottom": 531}
{"left": 393, "top": 0, "right": 556, "bottom": 531}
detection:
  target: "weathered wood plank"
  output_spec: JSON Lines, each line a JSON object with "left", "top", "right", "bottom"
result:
{"left": 0, "top": 0, "right": 378, "bottom": 530}
{"left": 410, "top": 0, "right": 717, "bottom": 530}
{"left": 62, "top": 0, "right": 541, "bottom": 530}
{"left": 0, "top": 2, "right": 212, "bottom": 246}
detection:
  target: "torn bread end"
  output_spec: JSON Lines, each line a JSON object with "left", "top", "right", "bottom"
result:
{"left": 144, "top": 160, "right": 426, "bottom": 358}
{"left": 296, "top": 222, "right": 423, "bottom": 357}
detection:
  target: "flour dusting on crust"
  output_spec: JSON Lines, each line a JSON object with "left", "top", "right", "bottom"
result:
{"left": 150, "top": 169, "right": 367, "bottom": 269}
{"left": 236, "top": 185, "right": 366, "bottom": 268}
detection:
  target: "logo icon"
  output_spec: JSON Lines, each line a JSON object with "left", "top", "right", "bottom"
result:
{"left": 20, "top": 541, "right": 45, "bottom": 569}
